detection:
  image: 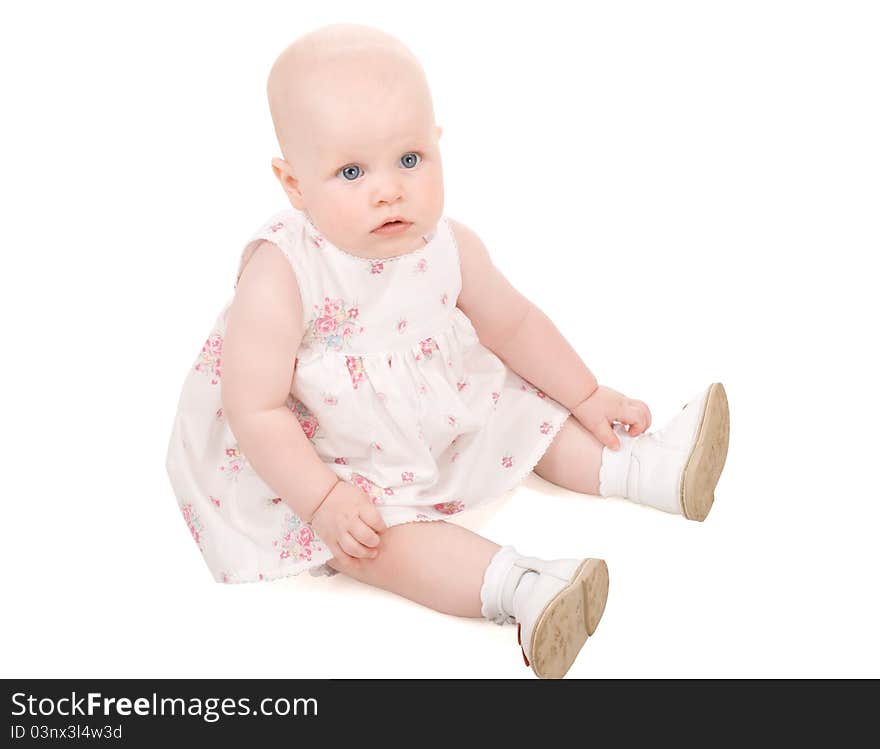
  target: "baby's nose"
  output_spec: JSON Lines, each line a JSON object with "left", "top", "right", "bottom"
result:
{"left": 374, "top": 174, "right": 404, "bottom": 203}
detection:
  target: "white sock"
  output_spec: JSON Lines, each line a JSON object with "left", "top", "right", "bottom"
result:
{"left": 597, "top": 423, "right": 639, "bottom": 498}
{"left": 479, "top": 545, "right": 540, "bottom": 625}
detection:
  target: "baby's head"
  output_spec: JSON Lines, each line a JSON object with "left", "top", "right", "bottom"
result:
{"left": 267, "top": 24, "right": 444, "bottom": 257}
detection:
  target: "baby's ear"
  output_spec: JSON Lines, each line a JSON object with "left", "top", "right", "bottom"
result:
{"left": 271, "top": 157, "right": 305, "bottom": 209}
{"left": 271, "top": 157, "right": 291, "bottom": 183}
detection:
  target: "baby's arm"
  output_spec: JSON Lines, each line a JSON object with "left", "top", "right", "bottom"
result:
{"left": 221, "top": 240, "right": 339, "bottom": 522}
{"left": 451, "top": 219, "right": 598, "bottom": 412}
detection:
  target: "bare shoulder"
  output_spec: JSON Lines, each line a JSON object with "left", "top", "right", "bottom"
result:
{"left": 235, "top": 240, "right": 301, "bottom": 306}
{"left": 446, "top": 217, "right": 530, "bottom": 352}
{"left": 448, "top": 217, "right": 493, "bottom": 272}
{"left": 222, "top": 239, "right": 305, "bottom": 414}
{"left": 230, "top": 239, "right": 304, "bottom": 341}
{"left": 447, "top": 217, "right": 496, "bottom": 306}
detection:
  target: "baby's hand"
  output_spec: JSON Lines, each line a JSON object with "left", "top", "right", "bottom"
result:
{"left": 310, "top": 479, "right": 387, "bottom": 568}
{"left": 572, "top": 385, "right": 652, "bottom": 451}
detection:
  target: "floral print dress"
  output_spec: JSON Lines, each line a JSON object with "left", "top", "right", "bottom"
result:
{"left": 165, "top": 207, "right": 571, "bottom": 583}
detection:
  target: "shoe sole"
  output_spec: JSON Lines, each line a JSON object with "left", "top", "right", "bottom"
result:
{"left": 528, "top": 558, "right": 609, "bottom": 679}
{"left": 680, "top": 382, "right": 730, "bottom": 521}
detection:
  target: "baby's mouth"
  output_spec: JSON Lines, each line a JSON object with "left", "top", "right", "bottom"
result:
{"left": 372, "top": 219, "right": 413, "bottom": 233}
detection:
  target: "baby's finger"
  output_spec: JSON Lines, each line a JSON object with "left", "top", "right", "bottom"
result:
{"left": 339, "top": 532, "right": 377, "bottom": 560}
{"left": 624, "top": 401, "right": 649, "bottom": 435}
{"left": 329, "top": 542, "right": 362, "bottom": 571}
{"left": 593, "top": 420, "right": 620, "bottom": 450}
{"left": 350, "top": 519, "right": 381, "bottom": 549}
{"left": 625, "top": 423, "right": 643, "bottom": 438}
{"left": 359, "top": 503, "right": 388, "bottom": 534}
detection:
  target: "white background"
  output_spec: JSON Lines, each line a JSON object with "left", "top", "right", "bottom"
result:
{"left": 2, "top": 0, "right": 878, "bottom": 678}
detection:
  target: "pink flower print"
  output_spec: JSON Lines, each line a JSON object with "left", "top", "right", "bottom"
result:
{"left": 297, "top": 526, "right": 315, "bottom": 546}
{"left": 276, "top": 513, "right": 326, "bottom": 562}
{"left": 501, "top": 455, "right": 514, "bottom": 468}
{"left": 519, "top": 380, "right": 547, "bottom": 399}
{"left": 456, "top": 380, "right": 467, "bottom": 392}
{"left": 315, "top": 315, "right": 338, "bottom": 336}
{"left": 209, "top": 496, "right": 221, "bottom": 507}
{"left": 433, "top": 500, "right": 464, "bottom": 515}
{"left": 451, "top": 437, "right": 459, "bottom": 446}
{"left": 258, "top": 573, "right": 264, "bottom": 581}
{"left": 267, "top": 497, "right": 282, "bottom": 507}
{"left": 291, "top": 400, "right": 321, "bottom": 441}
{"left": 180, "top": 503, "right": 204, "bottom": 551}
{"left": 269, "top": 222, "right": 284, "bottom": 233}
{"left": 323, "top": 297, "right": 342, "bottom": 315}
{"left": 401, "top": 471, "right": 414, "bottom": 483}
{"left": 397, "top": 319, "right": 408, "bottom": 334}
{"left": 419, "top": 338, "right": 440, "bottom": 358}
{"left": 419, "top": 384, "right": 427, "bottom": 395}
{"left": 540, "top": 421, "right": 553, "bottom": 435}
{"left": 195, "top": 332, "right": 223, "bottom": 384}
{"left": 221, "top": 572, "right": 239, "bottom": 584}
{"left": 370, "top": 261, "right": 384, "bottom": 274}
{"left": 346, "top": 356, "right": 366, "bottom": 390}
{"left": 441, "top": 292, "right": 448, "bottom": 306}
{"left": 415, "top": 258, "right": 428, "bottom": 273}
{"left": 310, "top": 233, "right": 325, "bottom": 249}
{"left": 416, "top": 513, "right": 429, "bottom": 520}
{"left": 215, "top": 407, "right": 223, "bottom": 420}
{"left": 220, "top": 447, "right": 247, "bottom": 480}
{"left": 384, "top": 487, "right": 395, "bottom": 496}
{"left": 323, "top": 394, "right": 339, "bottom": 406}
{"left": 371, "top": 442, "right": 383, "bottom": 451}
{"left": 352, "top": 473, "right": 374, "bottom": 494}
{"left": 447, "top": 415, "right": 456, "bottom": 426}
{"left": 351, "top": 473, "right": 386, "bottom": 504}
{"left": 491, "top": 391, "right": 500, "bottom": 405}
{"left": 310, "top": 297, "right": 363, "bottom": 352}
{"left": 334, "top": 457, "right": 349, "bottom": 465}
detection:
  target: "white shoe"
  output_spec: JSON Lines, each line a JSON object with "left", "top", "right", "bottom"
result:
{"left": 508, "top": 557, "right": 610, "bottom": 679}
{"left": 622, "top": 382, "right": 729, "bottom": 520}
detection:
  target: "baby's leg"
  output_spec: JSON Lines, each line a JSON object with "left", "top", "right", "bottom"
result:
{"left": 535, "top": 384, "right": 729, "bottom": 520}
{"left": 326, "top": 521, "right": 499, "bottom": 617}
{"left": 327, "top": 519, "right": 611, "bottom": 678}
{"left": 534, "top": 417, "right": 604, "bottom": 495}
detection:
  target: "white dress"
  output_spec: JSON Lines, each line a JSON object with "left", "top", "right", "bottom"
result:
{"left": 165, "top": 207, "right": 571, "bottom": 583}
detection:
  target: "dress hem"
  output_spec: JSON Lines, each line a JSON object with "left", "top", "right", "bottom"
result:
{"left": 209, "top": 407, "right": 573, "bottom": 585}
{"left": 501, "top": 406, "right": 571, "bottom": 497}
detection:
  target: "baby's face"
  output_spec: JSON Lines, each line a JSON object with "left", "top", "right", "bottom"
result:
{"left": 271, "top": 48, "right": 444, "bottom": 258}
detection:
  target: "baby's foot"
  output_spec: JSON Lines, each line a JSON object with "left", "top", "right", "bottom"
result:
{"left": 513, "top": 557, "right": 610, "bottom": 679}
{"left": 599, "top": 382, "right": 730, "bottom": 520}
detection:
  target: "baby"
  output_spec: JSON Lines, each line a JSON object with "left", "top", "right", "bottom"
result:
{"left": 165, "top": 23, "right": 730, "bottom": 679}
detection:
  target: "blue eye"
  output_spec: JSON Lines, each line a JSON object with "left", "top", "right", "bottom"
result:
{"left": 339, "top": 164, "right": 362, "bottom": 181}
{"left": 337, "top": 153, "right": 421, "bottom": 181}
{"left": 401, "top": 152, "right": 421, "bottom": 168}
